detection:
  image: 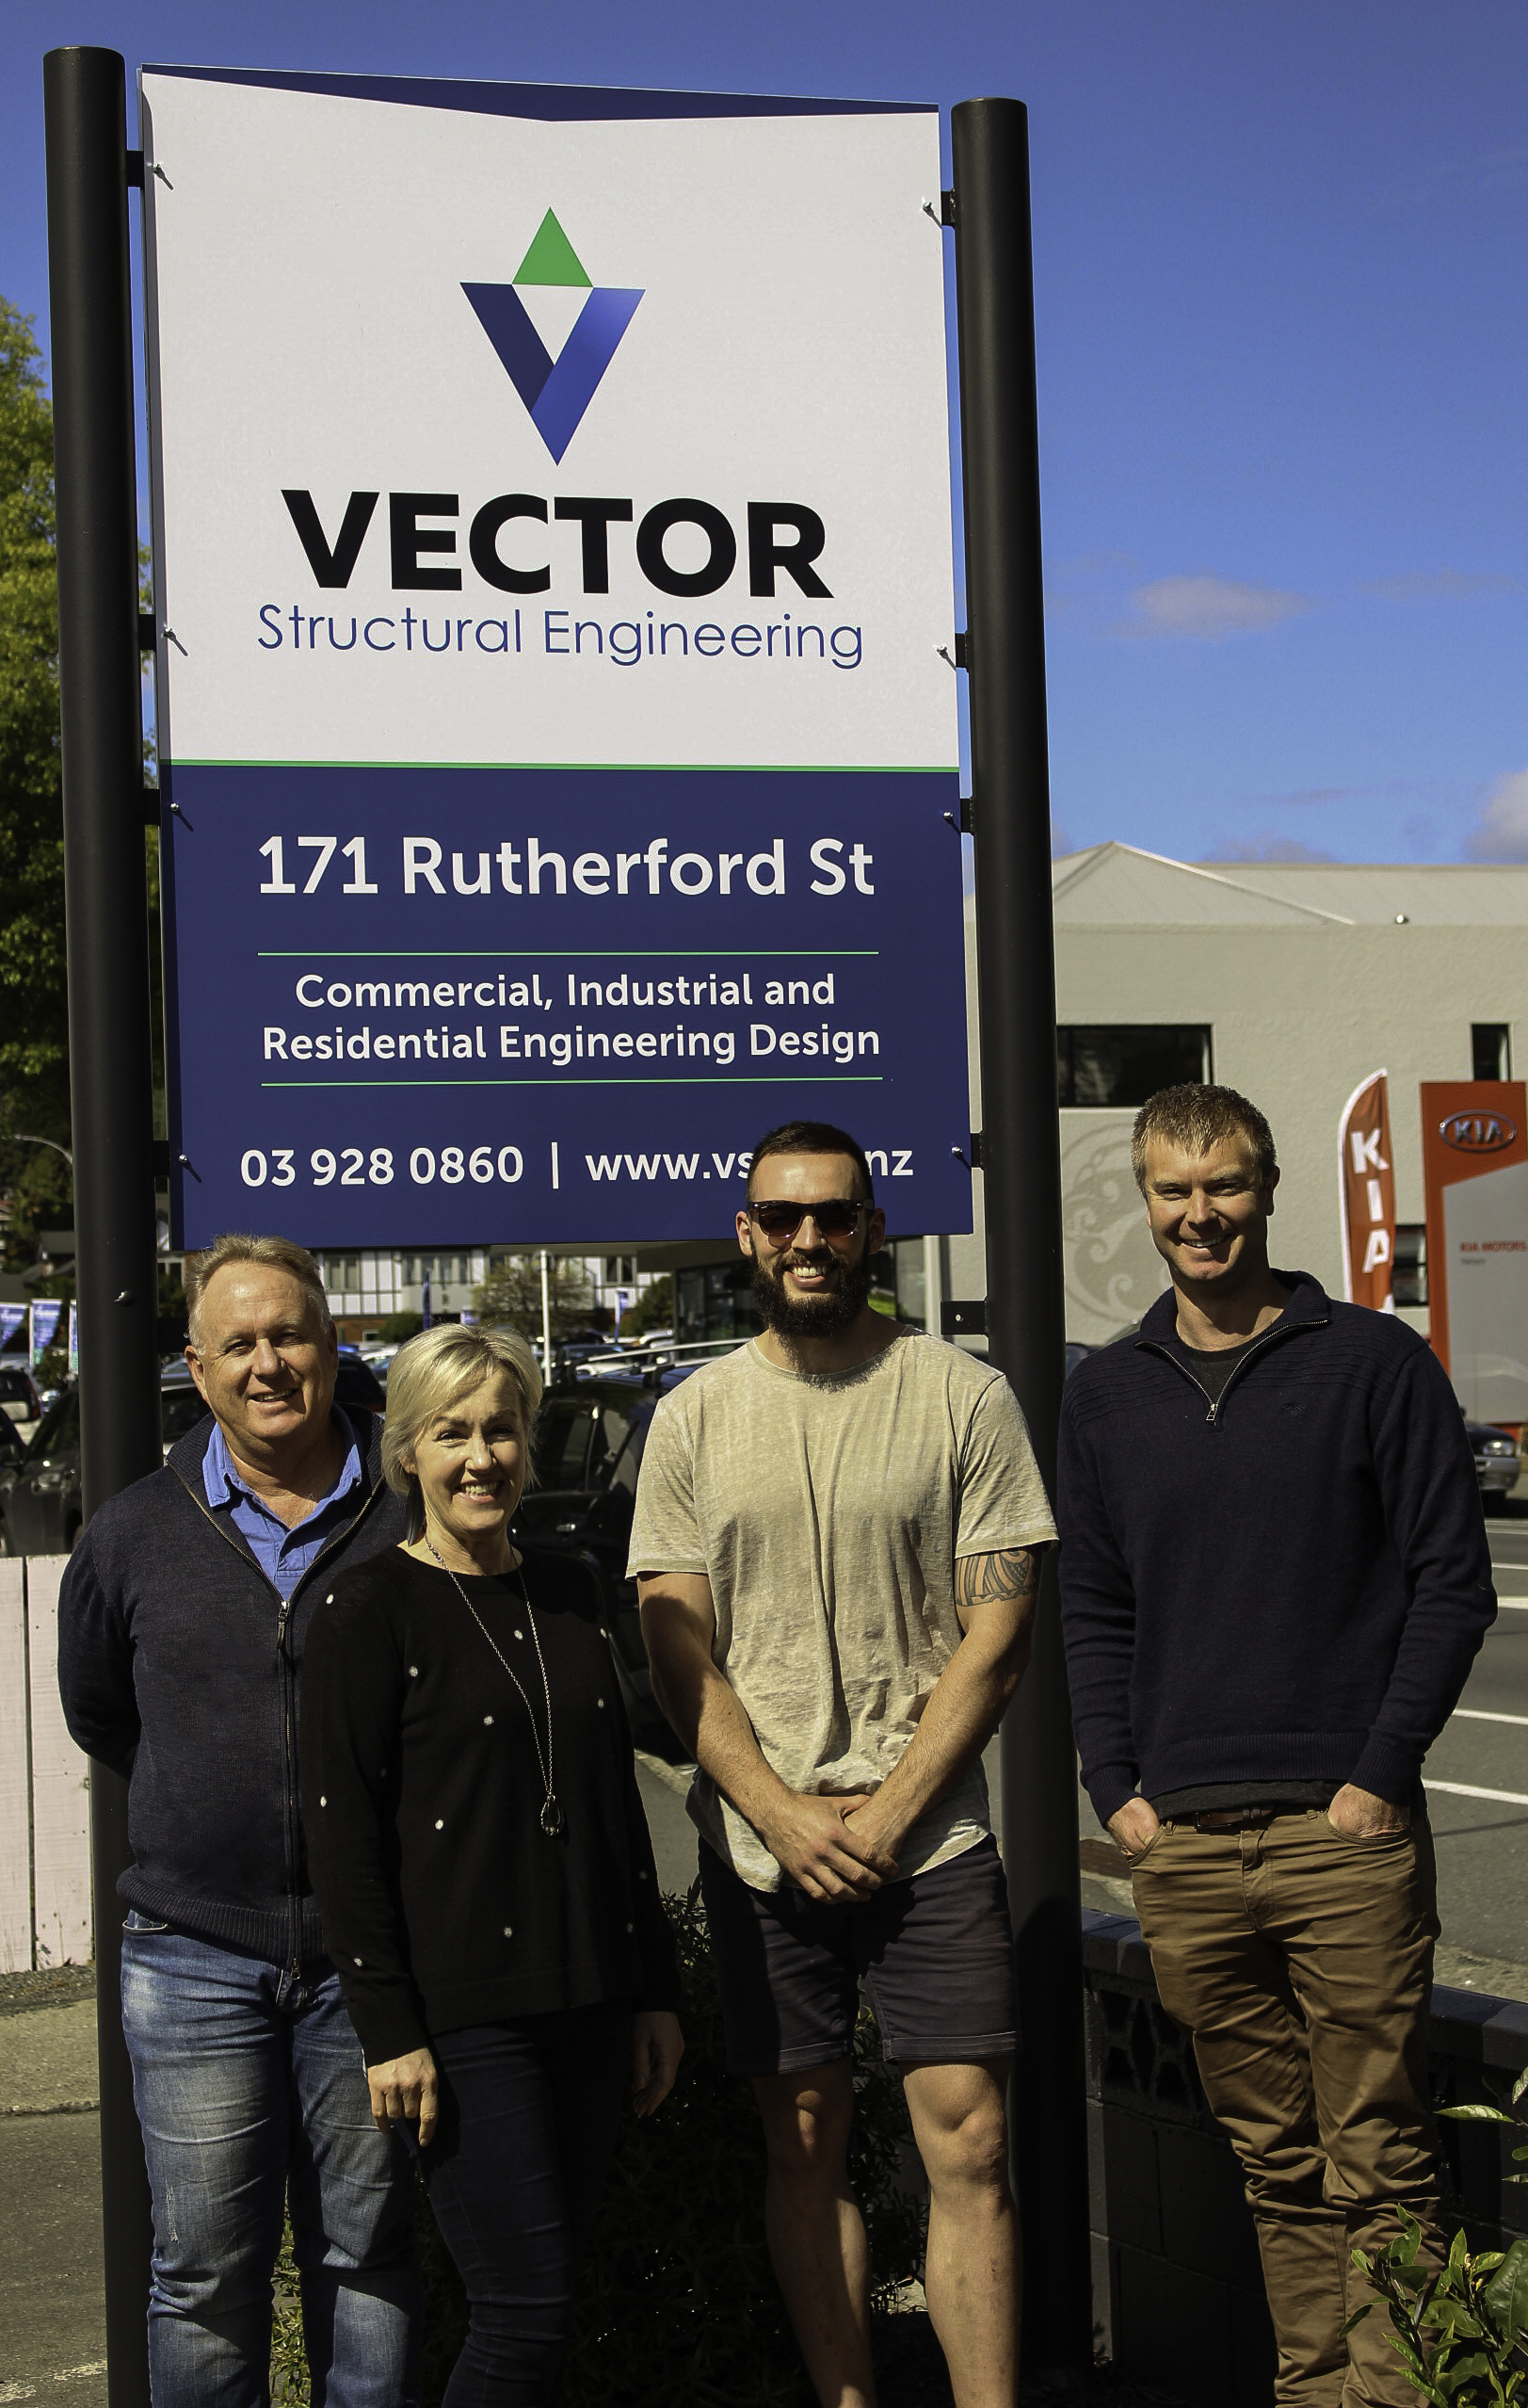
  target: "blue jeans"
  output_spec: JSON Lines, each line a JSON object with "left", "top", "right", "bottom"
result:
{"left": 407, "top": 2003, "right": 630, "bottom": 2406}
{"left": 121, "top": 1914, "right": 419, "bottom": 2407}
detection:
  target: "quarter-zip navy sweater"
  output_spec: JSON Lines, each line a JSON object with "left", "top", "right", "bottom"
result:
{"left": 1057, "top": 1272, "right": 1496, "bottom": 1827}
{"left": 56, "top": 1410, "right": 407, "bottom": 1964}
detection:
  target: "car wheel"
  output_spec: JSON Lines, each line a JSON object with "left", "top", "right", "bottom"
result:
{"left": 65, "top": 1516, "right": 83, "bottom": 1552}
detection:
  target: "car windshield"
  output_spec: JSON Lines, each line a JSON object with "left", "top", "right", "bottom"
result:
{"left": 27, "top": 1387, "right": 79, "bottom": 1461}
{"left": 0, "top": 1368, "right": 34, "bottom": 1402}
{"left": 531, "top": 1395, "right": 639, "bottom": 1492}
{"left": 161, "top": 1388, "right": 212, "bottom": 1447}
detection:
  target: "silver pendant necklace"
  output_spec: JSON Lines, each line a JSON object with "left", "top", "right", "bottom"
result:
{"left": 425, "top": 1537, "right": 563, "bottom": 1838}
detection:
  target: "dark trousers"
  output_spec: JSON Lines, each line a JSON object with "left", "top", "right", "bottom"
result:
{"left": 410, "top": 2001, "right": 630, "bottom": 2407}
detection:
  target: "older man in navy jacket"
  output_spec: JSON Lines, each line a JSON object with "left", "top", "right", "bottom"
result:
{"left": 1058, "top": 1084, "right": 1494, "bottom": 2408}
{"left": 58, "top": 1235, "right": 414, "bottom": 2408}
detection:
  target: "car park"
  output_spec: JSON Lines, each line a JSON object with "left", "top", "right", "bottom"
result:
{"left": 0, "top": 1348, "right": 389, "bottom": 1558}
{"left": 512, "top": 1366, "right": 700, "bottom": 1751}
{"left": 0, "top": 1365, "right": 42, "bottom": 1436}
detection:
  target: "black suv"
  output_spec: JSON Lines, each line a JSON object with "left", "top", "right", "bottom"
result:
{"left": 0, "top": 1350, "right": 387, "bottom": 1558}
{"left": 513, "top": 1368, "right": 696, "bottom": 1751}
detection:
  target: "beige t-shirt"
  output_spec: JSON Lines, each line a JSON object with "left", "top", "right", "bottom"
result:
{"left": 627, "top": 1329, "right": 1057, "bottom": 1891}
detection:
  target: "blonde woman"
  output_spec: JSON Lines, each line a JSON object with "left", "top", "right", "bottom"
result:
{"left": 301, "top": 1321, "right": 683, "bottom": 2405}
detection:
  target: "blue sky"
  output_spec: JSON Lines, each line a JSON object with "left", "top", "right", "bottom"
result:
{"left": 5, "top": 0, "right": 1526, "bottom": 865}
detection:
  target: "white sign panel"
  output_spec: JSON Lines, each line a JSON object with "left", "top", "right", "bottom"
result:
{"left": 142, "top": 71, "right": 957, "bottom": 774}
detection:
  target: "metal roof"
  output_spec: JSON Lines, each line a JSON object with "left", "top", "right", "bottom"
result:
{"left": 1052, "top": 843, "right": 1528, "bottom": 927}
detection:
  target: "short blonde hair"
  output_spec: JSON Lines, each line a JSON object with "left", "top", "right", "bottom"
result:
{"left": 1131, "top": 1085, "right": 1278, "bottom": 1194}
{"left": 380, "top": 1324, "right": 544, "bottom": 1511}
{"left": 185, "top": 1233, "right": 331, "bottom": 1349}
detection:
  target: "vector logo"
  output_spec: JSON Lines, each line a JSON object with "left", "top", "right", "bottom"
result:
{"left": 462, "top": 211, "right": 642, "bottom": 465}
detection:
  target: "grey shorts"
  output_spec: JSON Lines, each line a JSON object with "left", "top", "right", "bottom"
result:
{"left": 699, "top": 1834, "right": 1018, "bottom": 2078}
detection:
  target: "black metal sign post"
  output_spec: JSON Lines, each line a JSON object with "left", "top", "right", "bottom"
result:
{"left": 44, "top": 44, "right": 160, "bottom": 2408}
{"left": 950, "top": 96, "right": 1093, "bottom": 2378}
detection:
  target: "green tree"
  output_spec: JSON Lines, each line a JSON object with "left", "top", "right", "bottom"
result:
{"left": 474, "top": 1252, "right": 596, "bottom": 1342}
{"left": 0, "top": 299, "right": 70, "bottom": 1261}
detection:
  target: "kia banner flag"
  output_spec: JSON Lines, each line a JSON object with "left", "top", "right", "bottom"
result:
{"left": 1339, "top": 1071, "right": 1396, "bottom": 1311}
{"left": 0, "top": 1303, "right": 25, "bottom": 1350}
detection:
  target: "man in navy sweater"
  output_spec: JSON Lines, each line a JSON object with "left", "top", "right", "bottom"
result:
{"left": 58, "top": 1235, "right": 415, "bottom": 2406}
{"left": 1058, "top": 1084, "right": 1494, "bottom": 2407}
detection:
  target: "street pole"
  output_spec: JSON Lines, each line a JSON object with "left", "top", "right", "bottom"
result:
{"left": 950, "top": 97, "right": 1093, "bottom": 2379}
{"left": 44, "top": 45, "right": 160, "bottom": 2408}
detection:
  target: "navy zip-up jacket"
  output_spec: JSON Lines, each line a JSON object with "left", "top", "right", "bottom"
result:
{"left": 1057, "top": 1271, "right": 1496, "bottom": 1827}
{"left": 56, "top": 1408, "right": 407, "bottom": 1964}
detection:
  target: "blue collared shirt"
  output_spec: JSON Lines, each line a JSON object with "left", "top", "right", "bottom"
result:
{"left": 202, "top": 1414, "right": 365, "bottom": 1598}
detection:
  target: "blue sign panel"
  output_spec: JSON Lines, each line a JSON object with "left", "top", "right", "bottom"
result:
{"left": 164, "top": 766, "right": 970, "bottom": 1244}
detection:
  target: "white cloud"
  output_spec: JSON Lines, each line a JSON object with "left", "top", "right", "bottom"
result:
{"left": 1203, "top": 836, "right": 1338, "bottom": 864}
{"left": 1111, "top": 574, "right": 1312, "bottom": 641}
{"left": 1466, "top": 769, "right": 1528, "bottom": 861}
{"left": 1365, "top": 569, "right": 1521, "bottom": 602}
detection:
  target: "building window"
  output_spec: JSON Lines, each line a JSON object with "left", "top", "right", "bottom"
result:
{"left": 1392, "top": 1225, "right": 1427, "bottom": 1309}
{"left": 1472, "top": 1024, "right": 1511, "bottom": 1081}
{"left": 1056, "top": 1026, "right": 1213, "bottom": 1109}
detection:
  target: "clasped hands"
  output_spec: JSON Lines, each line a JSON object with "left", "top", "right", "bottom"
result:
{"left": 1106, "top": 1781, "right": 1411, "bottom": 1864}
{"left": 763, "top": 1786, "right": 903, "bottom": 1902}
{"left": 366, "top": 2011, "right": 684, "bottom": 2147}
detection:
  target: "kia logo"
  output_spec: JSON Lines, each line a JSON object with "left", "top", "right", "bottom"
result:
{"left": 1440, "top": 1111, "right": 1519, "bottom": 1153}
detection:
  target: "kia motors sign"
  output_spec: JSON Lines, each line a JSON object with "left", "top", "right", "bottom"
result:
{"left": 1440, "top": 1110, "right": 1519, "bottom": 1154}
{"left": 138, "top": 68, "right": 967, "bottom": 1246}
{"left": 1422, "top": 1078, "right": 1528, "bottom": 1420}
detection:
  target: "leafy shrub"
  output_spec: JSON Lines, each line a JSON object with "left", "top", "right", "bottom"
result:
{"left": 269, "top": 1889, "right": 924, "bottom": 2408}
{"left": 1347, "top": 2212, "right": 1528, "bottom": 2404}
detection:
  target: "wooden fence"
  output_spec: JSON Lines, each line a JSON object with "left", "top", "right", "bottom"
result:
{"left": 0, "top": 1557, "right": 92, "bottom": 1973}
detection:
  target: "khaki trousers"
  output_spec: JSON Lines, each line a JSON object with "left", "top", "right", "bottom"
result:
{"left": 1131, "top": 1811, "right": 1443, "bottom": 2407}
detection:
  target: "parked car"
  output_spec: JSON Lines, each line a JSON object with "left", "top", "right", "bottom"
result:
{"left": 0, "top": 1365, "right": 42, "bottom": 1433}
{"left": 0, "top": 1382, "right": 82, "bottom": 1555}
{"left": 512, "top": 1367, "right": 700, "bottom": 1750}
{"left": 0, "top": 1349, "right": 388, "bottom": 1557}
{"left": 1467, "top": 1415, "right": 1521, "bottom": 1511}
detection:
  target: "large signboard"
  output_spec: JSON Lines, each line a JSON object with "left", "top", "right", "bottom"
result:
{"left": 139, "top": 68, "right": 968, "bottom": 1245}
{"left": 1421, "top": 1079, "right": 1528, "bottom": 1421}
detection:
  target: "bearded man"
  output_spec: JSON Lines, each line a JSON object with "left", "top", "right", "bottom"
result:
{"left": 632, "top": 1119, "right": 1055, "bottom": 2408}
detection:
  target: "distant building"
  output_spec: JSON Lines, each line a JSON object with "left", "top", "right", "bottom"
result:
{"left": 1022, "top": 845, "right": 1528, "bottom": 1353}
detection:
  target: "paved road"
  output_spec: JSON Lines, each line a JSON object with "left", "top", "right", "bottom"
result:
{"left": 1417, "top": 1510, "right": 1528, "bottom": 1990}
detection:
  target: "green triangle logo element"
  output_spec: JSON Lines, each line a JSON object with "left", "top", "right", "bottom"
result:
{"left": 512, "top": 209, "right": 591, "bottom": 288}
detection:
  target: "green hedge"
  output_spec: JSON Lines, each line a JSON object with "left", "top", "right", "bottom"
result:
{"left": 271, "top": 1889, "right": 924, "bottom": 2407}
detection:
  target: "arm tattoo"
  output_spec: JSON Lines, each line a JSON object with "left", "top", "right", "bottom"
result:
{"left": 956, "top": 1544, "right": 1044, "bottom": 1613}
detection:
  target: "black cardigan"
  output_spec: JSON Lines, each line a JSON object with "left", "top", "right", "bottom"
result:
{"left": 301, "top": 1543, "right": 679, "bottom": 2064}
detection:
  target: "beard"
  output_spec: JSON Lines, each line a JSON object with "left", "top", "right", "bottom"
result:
{"left": 749, "top": 1245, "right": 875, "bottom": 1339}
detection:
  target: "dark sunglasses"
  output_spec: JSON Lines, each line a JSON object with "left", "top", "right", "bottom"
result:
{"left": 748, "top": 1199, "right": 870, "bottom": 1239}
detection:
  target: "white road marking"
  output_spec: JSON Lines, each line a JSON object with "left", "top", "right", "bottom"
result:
{"left": 1453, "top": 1707, "right": 1528, "bottom": 1726}
{"left": 1427, "top": 1780, "right": 1528, "bottom": 1806}
{"left": 1490, "top": 1601, "right": 1528, "bottom": 1612}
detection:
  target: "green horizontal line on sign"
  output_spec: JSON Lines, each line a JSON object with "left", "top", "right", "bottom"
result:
{"left": 259, "top": 1075, "right": 884, "bottom": 1090}
{"left": 172, "top": 758, "right": 956, "bottom": 774}
{"left": 257, "top": 949, "right": 878, "bottom": 960}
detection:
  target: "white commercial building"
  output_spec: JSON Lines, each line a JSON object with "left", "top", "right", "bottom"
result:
{"left": 946, "top": 845, "right": 1528, "bottom": 1364}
